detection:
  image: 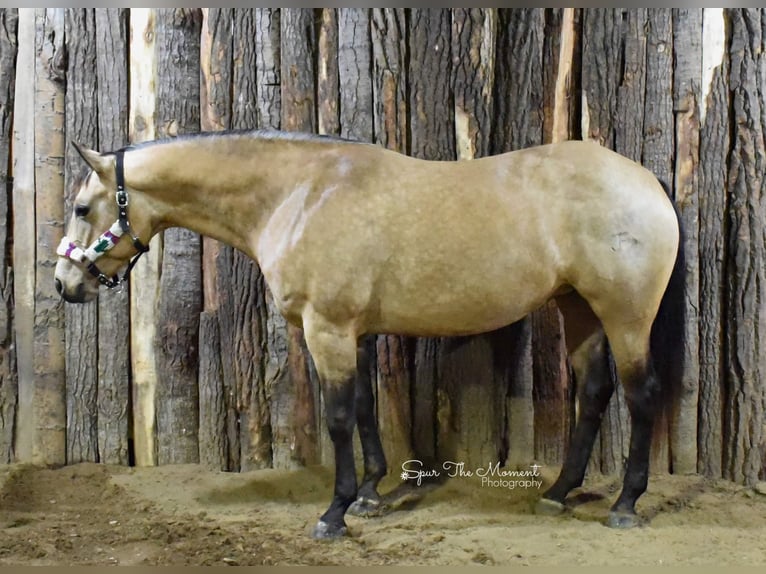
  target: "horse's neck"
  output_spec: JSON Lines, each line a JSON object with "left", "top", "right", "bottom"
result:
{"left": 124, "top": 139, "right": 300, "bottom": 258}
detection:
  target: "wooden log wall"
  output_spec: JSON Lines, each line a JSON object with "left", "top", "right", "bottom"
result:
{"left": 2, "top": 8, "right": 766, "bottom": 486}
{"left": 0, "top": 8, "right": 17, "bottom": 464}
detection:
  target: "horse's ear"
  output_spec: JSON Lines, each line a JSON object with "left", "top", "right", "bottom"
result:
{"left": 71, "top": 141, "right": 112, "bottom": 177}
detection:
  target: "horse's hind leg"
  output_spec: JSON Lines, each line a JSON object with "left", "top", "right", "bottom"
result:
{"left": 601, "top": 321, "right": 659, "bottom": 528}
{"left": 537, "top": 297, "right": 614, "bottom": 514}
{"left": 348, "top": 338, "right": 389, "bottom": 517}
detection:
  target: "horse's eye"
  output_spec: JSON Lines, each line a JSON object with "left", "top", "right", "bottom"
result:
{"left": 74, "top": 204, "right": 90, "bottom": 218}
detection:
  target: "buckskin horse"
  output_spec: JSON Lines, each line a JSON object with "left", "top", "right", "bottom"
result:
{"left": 54, "top": 131, "right": 682, "bottom": 539}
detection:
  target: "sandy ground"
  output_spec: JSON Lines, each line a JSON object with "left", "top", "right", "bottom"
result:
{"left": 1, "top": 461, "right": 766, "bottom": 566}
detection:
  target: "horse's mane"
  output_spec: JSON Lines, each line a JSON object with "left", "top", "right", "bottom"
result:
{"left": 105, "top": 129, "right": 364, "bottom": 155}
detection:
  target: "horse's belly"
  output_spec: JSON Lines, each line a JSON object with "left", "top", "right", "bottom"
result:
{"left": 371, "top": 280, "right": 553, "bottom": 337}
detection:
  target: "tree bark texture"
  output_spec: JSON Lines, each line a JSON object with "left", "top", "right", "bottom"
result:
{"left": 370, "top": 8, "right": 414, "bottom": 471}
{"left": 671, "top": 8, "right": 701, "bottom": 475}
{"left": 255, "top": 8, "right": 293, "bottom": 472}
{"left": 408, "top": 8, "right": 454, "bottom": 467}
{"left": 64, "top": 9, "right": 99, "bottom": 464}
{"left": 723, "top": 8, "right": 766, "bottom": 485}
{"left": 643, "top": 8, "right": 674, "bottom": 473}
{"left": 581, "top": 8, "right": 637, "bottom": 475}
{"left": 198, "top": 311, "right": 227, "bottom": 469}
{"left": 153, "top": 8, "right": 203, "bottom": 465}
{"left": 33, "top": 8, "right": 67, "bottom": 466}
{"left": 94, "top": 8, "right": 131, "bottom": 466}
{"left": 492, "top": 8, "right": 545, "bottom": 468}
{"left": 441, "top": 9, "right": 507, "bottom": 468}
{"left": 533, "top": 8, "right": 574, "bottom": 466}
{"left": 199, "top": 7, "right": 233, "bottom": 471}
{"left": 0, "top": 8, "right": 18, "bottom": 464}
{"left": 314, "top": 8, "right": 375, "bottom": 469}
{"left": 211, "top": 8, "right": 273, "bottom": 473}
{"left": 279, "top": 8, "right": 320, "bottom": 468}
{"left": 697, "top": 8, "right": 729, "bottom": 478}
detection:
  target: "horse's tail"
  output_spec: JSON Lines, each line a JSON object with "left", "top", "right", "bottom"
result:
{"left": 649, "top": 180, "right": 687, "bottom": 461}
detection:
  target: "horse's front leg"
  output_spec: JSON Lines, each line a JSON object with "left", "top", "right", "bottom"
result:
{"left": 303, "top": 308, "right": 359, "bottom": 539}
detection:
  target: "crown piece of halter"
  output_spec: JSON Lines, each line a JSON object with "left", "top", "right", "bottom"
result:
{"left": 57, "top": 149, "right": 150, "bottom": 289}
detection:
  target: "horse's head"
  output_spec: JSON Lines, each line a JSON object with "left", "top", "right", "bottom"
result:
{"left": 54, "top": 143, "right": 153, "bottom": 303}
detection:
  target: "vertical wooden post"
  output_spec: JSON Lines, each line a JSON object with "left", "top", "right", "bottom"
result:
{"left": 279, "top": 8, "right": 321, "bottom": 468}
{"left": 33, "top": 7, "right": 66, "bottom": 466}
{"left": 199, "top": 7, "right": 232, "bottom": 470}
{"left": 198, "top": 311, "right": 227, "bottom": 469}
{"left": 642, "top": 8, "right": 674, "bottom": 474}
{"left": 317, "top": 9, "right": 339, "bottom": 138}
{"left": 0, "top": 8, "right": 18, "bottom": 463}
{"left": 254, "top": 8, "right": 294, "bottom": 471}
{"left": 215, "top": 8, "right": 272, "bottom": 471}
{"left": 533, "top": 7, "right": 575, "bottom": 467}
{"left": 445, "top": 8, "right": 506, "bottom": 468}
{"left": 336, "top": 7, "right": 382, "bottom": 471}
{"left": 671, "top": 8, "right": 701, "bottom": 475}
{"left": 95, "top": 8, "right": 131, "bottom": 465}
{"left": 723, "top": 8, "right": 766, "bottom": 485}
{"left": 580, "top": 8, "right": 636, "bottom": 475}
{"left": 492, "top": 8, "right": 545, "bottom": 468}
{"left": 64, "top": 8, "right": 99, "bottom": 464}
{"left": 11, "top": 8, "right": 34, "bottom": 463}
{"left": 338, "top": 9, "right": 373, "bottom": 142}
{"left": 315, "top": 7, "right": 340, "bottom": 468}
{"left": 153, "top": 7, "right": 202, "bottom": 465}
{"left": 407, "top": 8, "right": 454, "bottom": 467}
{"left": 698, "top": 8, "right": 729, "bottom": 479}
{"left": 129, "top": 7, "right": 161, "bottom": 467}
{"left": 370, "top": 8, "right": 415, "bottom": 474}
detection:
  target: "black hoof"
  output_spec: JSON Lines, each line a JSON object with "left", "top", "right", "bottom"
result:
{"left": 535, "top": 497, "right": 566, "bottom": 516}
{"left": 347, "top": 496, "right": 388, "bottom": 518}
{"left": 606, "top": 510, "right": 641, "bottom": 529}
{"left": 311, "top": 520, "right": 348, "bottom": 540}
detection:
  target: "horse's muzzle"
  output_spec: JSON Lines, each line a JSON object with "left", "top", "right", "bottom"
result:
{"left": 55, "top": 279, "right": 92, "bottom": 304}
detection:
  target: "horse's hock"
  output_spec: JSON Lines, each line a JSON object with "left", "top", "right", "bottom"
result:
{"left": 1, "top": 6, "right": 766, "bottom": 541}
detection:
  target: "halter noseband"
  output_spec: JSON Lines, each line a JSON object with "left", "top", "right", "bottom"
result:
{"left": 56, "top": 149, "right": 150, "bottom": 289}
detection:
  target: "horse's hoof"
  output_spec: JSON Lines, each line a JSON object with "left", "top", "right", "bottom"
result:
{"left": 347, "top": 496, "right": 387, "bottom": 518}
{"left": 535, "top": 498, "right": 566, "bottom": 516}
{"left": 606, "top": 510, "right": 641, "bottom": 529}
{"left": 311, "top": 520, "right": 348, "bottom": 540}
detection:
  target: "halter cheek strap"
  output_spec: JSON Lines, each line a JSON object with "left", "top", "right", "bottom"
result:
{"left": 57, "top": 149, "right": 150, "bottom": 289}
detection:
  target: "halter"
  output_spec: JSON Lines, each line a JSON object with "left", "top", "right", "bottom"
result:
{"left": 56, "top": 149, "right": 150, "bottom": 289}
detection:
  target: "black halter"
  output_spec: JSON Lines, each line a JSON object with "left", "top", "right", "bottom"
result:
{"left": 93, "top": 150, "right": 150, "bottom": 288}
{"left": 58, "top": 149, "right": 150, "bottom": 289}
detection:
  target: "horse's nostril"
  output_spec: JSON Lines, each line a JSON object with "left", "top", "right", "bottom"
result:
{"left": 55, "top": 278, "right": 63, "bottom": 295}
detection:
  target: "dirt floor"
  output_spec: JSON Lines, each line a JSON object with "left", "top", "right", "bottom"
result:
{"left": 1, "top": 460, "right": 766, "bottom": 566}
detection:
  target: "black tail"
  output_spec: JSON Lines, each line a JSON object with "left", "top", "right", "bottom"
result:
{"left": 649, "top": 181, "right": 687, "bottom": 457}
